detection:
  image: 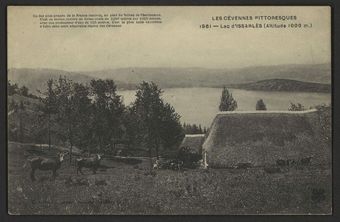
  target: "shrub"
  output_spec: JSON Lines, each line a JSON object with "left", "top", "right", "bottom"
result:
{"left": 159, "top": 159, "right": 183, "bottom": 171}
{"left": 256, "top": 99, "right": 267, "bottom": 110}
{"left": 177, "top": 147, "right": 202, "bottom": 169}
{"left": 288, "top": 102, "right": 305, "bottom": 111}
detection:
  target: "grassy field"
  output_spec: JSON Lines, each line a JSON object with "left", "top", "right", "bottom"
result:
{"left": 8, "top": 142, "right": 332, "bottom": 215}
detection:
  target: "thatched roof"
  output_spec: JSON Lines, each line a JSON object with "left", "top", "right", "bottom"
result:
{"left": 202, "top": 109, "right": 331, "bottom": 168}
{"left": 180, "top": 134, "right": 206, "bottom": 154}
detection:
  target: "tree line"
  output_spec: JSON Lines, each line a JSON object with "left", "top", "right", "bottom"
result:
{"left": 182, "top": 123, "right": 208, "bottom": 134}
{"left": 8, "top": 81, "right": 39, "bottom": 99}
{"left": 218, "top": 86, "right": 307, "bottom": 112}
{"left": 8, "top": 77, "right": 184, "bottom": 162}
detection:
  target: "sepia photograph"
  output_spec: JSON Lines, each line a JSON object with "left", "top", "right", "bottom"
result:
{"left": 7, "top": 6, "right": 332, "bottom": 215}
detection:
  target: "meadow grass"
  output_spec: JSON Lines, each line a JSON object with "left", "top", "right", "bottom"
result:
{"left": 8, "top": 142, "right": 331, "bottom": 215}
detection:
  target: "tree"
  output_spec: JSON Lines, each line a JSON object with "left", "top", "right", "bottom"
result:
{"left": 219, "top": 86, "right": 237, "bottom": 111}
{"left": 288, "top": 102, "right": 305, "bottom": 111}
{"left": 132, "top": 81, "right": 163, "bottom": 162}
{"left": 54, "top": 76, "right": 76, "bottom": 162}
{"left": 159, "top": 103, "right": 184, "bottom": 150}
{"left": 90, "top": 79, "right": 125, "bottom": 153}
{"left": 8, "top": 81, "right": 18, "bottom": 96}
{"left": 131, "top": 81, "right": 183, "bottom": 165}
{"left": 123, "top": 106, "right": 140, "bottom": 150}
{"left": 19, "top": 86, "right": 29, "bottom": 97}
{"left": 8, "top": 99, "right": 18, "bottom": 112}
{"left": 203, "top": 127, "right": 208, "bottom": 134}
{"left": 40, "top": 79, "right": 58, "bottom": 149}
{"left": 183, "top": 123, "right": 206, "bottom": 134}
{"left": 18, "top": 101, "right": 25, "bottom": 142}
{"left": 256, "top": 99, "right": 267, "bottom": 110}
{"left": 71, "top": 83, "right": 93, "bottom": 151}
{"left": 39, "top": 77, "right": 125, "bottom": 157}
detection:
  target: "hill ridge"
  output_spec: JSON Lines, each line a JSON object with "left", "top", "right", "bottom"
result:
{"left": 8, "top": 63, "right": 331, "bottom": 94}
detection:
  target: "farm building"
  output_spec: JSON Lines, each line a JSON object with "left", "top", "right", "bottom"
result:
{"left": 179, "top": 134, "right": 206, "bottom": 154}
{"left": 202, "top": 109, "right": 331, "bottom": 168}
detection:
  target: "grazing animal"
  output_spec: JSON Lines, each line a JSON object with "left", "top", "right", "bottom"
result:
{"left": 26, "top": 152, "right": 67, "bottom": 181}
{"left": 76, "top": 154, "right": 102, "bottom": 175}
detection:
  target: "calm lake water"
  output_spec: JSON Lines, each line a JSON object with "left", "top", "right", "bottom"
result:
{"left": 118, "top": 88, "right": 331, "bottom": 127}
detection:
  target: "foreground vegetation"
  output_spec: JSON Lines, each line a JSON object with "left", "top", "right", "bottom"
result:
{"left": 8, "top": 142, "right": 331, "bottom": 215}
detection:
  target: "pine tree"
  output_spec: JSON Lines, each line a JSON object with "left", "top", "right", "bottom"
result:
{"left": 132, "top": 81, "right": 163, "bottom": 162}
{"left": 41, "top": 79, "right": 58, "bottom": 149}
{"left": 90, "top": 79, "right": 125, "bottom": 153}
{"left": 71, "top": 83, "right": 93, "bottom": 151}
{"left": 8, "top": 99, "right": 18, "bottom": 112}
{"left": 8, "top": 81, "right": 18, "bottom": 96}
{"left": 203, "top": 127, "right": 208, "bottom": 134}
{"left": 18, "top": 101, "right": 25, "bottom": 142}
{"left": 198, "top": 124, "right": 202, "bottom": 134}
{"left": 219, "top": 86, "right": 237, "bottom": 111}
{"left": 54, "top": 76, "right": 76, "bottom": 162}
{"left": 19, "top": 86, "right": 29, "bottom": 97}
{"left": 131, "top": 81, "right": 183, "bottom": 165}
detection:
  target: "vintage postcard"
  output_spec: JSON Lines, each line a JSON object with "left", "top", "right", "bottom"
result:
{"left": 7, "top": 6, "right": 331, "bottom": 215}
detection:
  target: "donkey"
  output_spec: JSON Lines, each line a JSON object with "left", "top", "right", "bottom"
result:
{"left": 26, "top": 152, "right": 67, "bottom": 181}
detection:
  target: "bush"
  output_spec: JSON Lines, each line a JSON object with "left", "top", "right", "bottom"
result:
{"left": 256, "top": 99, "right": 267, "bottom": 110}
{"left": 288, "top": 102, "right": 305, "bottom": 111}
{"left": 177, "top": 147, "right": 202, "bottom": 169}
{"left": 158, "top": 159, "right": 183, "bottom": 171}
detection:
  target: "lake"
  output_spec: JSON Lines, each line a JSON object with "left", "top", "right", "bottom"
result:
{"left": 118, "top": 88, "right": 331, "bottom": 127}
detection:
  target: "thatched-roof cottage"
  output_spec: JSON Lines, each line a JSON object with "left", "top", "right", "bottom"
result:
{"left": 179, "top": 134, "right": 206, "bottom": 154}
{"left": 202, "top": 109, "right": 331, "bottom": 168}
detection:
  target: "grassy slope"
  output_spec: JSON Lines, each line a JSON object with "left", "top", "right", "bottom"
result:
{"left": 8, "top": 95, "right": 42, "bottom": 142}
{"left": 8, "top": 142, "right": 331, "bottom": 215}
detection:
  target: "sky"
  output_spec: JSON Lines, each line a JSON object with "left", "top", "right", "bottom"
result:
{"left": 8, "top": 6, "right": 331, "bottom": 72}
